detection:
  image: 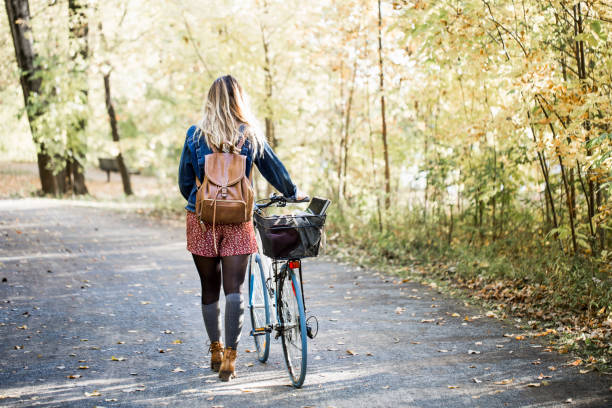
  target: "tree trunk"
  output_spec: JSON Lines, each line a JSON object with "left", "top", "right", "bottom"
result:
{"left": 339, "top": 58, "right": 357, "bottom": 201}
{"left": 67, "top": 0, "right": 89, "bottom": 195}
{"left": 377, "top": 0, "right": 391, "bottom": 209}
{"left": 103, "top": 72, "right": 133, "bottom": 196}
{"left": 365, "top": 39, "right": 383, "bottom": 232}
{"left": 5, "top": 0, "right": 58, "bottom": 195}
{"left": 259, "top": 8, "right": 276, "bottom": 197}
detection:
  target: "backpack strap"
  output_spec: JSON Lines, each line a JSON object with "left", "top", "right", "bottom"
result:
{"left": 193, "top": 128, "right": 203, "bottom": 188}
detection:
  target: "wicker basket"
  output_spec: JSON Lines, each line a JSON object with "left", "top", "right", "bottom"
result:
{"left": 253, "top": 211, "right": 326, "bottom": 259}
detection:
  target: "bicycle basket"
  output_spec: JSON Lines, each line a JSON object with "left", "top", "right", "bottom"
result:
{"left": 253, "top": 211, "right": 326, "bottom": 259}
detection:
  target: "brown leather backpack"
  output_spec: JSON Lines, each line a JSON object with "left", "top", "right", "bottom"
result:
{"left": 194, "top": 126, "right": 254, "bottom": 248}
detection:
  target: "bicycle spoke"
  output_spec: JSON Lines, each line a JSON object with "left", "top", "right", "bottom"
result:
{"left": 279, "top": 268, "right": 307, "bottom": 387}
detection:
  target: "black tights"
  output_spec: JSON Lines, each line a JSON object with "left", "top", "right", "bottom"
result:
{"left": 192, "top": 254, "right": 249, "bottom": 305}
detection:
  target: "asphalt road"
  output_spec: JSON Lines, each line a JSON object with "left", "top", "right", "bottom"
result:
{"left": 0, "top": 199, "right": 610, "bottom": 408}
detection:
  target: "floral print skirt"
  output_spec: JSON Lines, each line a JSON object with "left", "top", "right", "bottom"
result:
{"left": 186, "top": 210, "right": 258, "bottom": 257}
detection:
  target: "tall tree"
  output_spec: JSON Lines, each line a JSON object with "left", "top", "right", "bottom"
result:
{"left": 5, "top": 0, "right": 58, "bottom": 195}
{"left": 377, "top": 0, "right": 391, "bottom": 209}
{"left": 103, "top": 70, "right": 133, "bottom": 196}
{"left": 65, "top": 0, "right": 89, "bottom": 195}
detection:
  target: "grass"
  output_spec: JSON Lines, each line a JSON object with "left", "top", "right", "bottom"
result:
{"left": 325, "top": 204, "right": 612, "bottom": 373}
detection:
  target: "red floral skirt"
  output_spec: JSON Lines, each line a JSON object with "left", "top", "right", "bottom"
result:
{"left": 186, "top": 211, "right": 258, "bottom": 257}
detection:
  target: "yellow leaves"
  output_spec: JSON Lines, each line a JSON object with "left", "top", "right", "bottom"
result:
{"left": 84, "top": 390, "right": 101, "bottom": 397}
{"left": 566, "top": 359, "right": 582, "bottom": 367}
{"left": 534, "top": 328, "right": 556, "bottom": 337}
{"left": 110, "top": 356, "right": 126, "bottom": 361}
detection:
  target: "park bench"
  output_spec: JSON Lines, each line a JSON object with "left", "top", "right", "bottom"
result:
{"left": 98, "top": 158, "right": 139, "bottom": 182}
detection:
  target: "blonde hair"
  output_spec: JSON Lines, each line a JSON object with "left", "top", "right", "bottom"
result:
{"left": 196, "top": 75, "right": 265, "bottom": 156}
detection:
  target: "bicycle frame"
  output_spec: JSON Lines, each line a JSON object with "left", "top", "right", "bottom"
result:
{"left": 251, "top": 255, "right": 306, "bottom": 338}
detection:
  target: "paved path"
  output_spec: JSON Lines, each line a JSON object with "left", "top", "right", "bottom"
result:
{"left": 0, "top": 199, "right": 610, "bottom": 408}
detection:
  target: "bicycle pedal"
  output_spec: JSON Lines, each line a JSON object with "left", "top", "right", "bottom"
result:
{"left": 306, "top": 315, "right": 319, "bottom": 339}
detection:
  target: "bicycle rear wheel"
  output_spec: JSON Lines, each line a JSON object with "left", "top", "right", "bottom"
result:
{"left": 248, "top": 252, "right": 271, "bottom": 362}
{"left": 278, "top": 265, "right": 308, "bottom": 388}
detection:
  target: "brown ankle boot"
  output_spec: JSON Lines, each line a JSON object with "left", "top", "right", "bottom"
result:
{"left": 209, "top": 341, "right": 224, "bottom": 372}
{"left": 218, "top": 347, "right": 237, "bottom": 381}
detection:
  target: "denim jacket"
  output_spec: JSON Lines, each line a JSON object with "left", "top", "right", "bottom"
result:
{"left": 178, "top": 125, "right": 297, "bottom": 212}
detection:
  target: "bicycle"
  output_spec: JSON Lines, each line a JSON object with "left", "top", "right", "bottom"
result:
{"left": 247, "top": 194, "right": 329, "bottom": 388}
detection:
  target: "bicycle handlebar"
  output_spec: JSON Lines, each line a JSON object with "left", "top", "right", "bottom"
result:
{"left": 255, "top": 194, "right": 310, "bottom": 210}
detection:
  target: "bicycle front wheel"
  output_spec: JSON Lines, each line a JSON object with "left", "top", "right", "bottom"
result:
{"left": 278, "top": 265, "right": 308, "bottom": 388}
{"left": 248, "top": 253, "right": 271, "bottom": 363}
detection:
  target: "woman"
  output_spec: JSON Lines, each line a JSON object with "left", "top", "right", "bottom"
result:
{"left": 178, "top": 75, "right": 305, "bottom": 381}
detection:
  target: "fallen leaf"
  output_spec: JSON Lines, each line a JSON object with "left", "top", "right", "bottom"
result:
{"left": 468, "top": 350, "right": 481, "bottom": 354}
{"left": 140, "top": 301, "right": 151, "bottom": 305}
{"left": 579, "top": 369, "right": 591, "bottom": 374}
{"left": 526, "top": 383, "right": 541, "bottom": 388}
{"left": 548, "top": 366, "right": 557, "bottom": 371}
{"left": 246, "top": 362, "right": 254, "bottom": 367}
{"left": 421, "top": 319, "right": 435, "bottom": 323}
{"left": 172, "top": 339, "right": 183, "bottom": 344}
{"left": 448, "top": 385, "right": 460, "bottom": 389}
{"left": 382, "top": 385, "right": 390, "bottom": 389}
{"left": 451, "top": 312, "right": 460, "bottom": 317}
{"left": 472, "top": 378, "right": 482, "bottom": 383}
{"left": 67, "top": 374, "right": 81, "bottom": 379}
{"left": 438, "top": 349, "right": 449, "bottom": 353}
{"left": 566, "top": 359, "right": 582, "bottom": 366}
{"left": 346, "top": 349, "right": 357, "bottom": 356}
{"left": 515, "top": 335, "right": 525, "bottom": 340}
{"left": 84, "top": 390, "right": 101, "bottom": 397}
{"left": 395, "top": 307, "right": 406, "bottom": 314}
{"left": 172, "top": 367, "right": 185, "bottom": 373}
{"left": 78, "top": 366, "right": 89, "bottom": 369}
{"left": 110, "top": 356, "right": 126, "bottom": 361}
{"left": 366, "top": 352, "right": 373, "bottom": 356}
{"left": 538, "top": 373, "right": 552, "bottom": 380}
{"left": 494, "top": 379, "right": 513, "bottom": 385}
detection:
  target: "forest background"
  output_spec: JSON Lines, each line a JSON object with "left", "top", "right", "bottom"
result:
{"left": 1, "top": 0, "right": 610, "bottom": 369}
